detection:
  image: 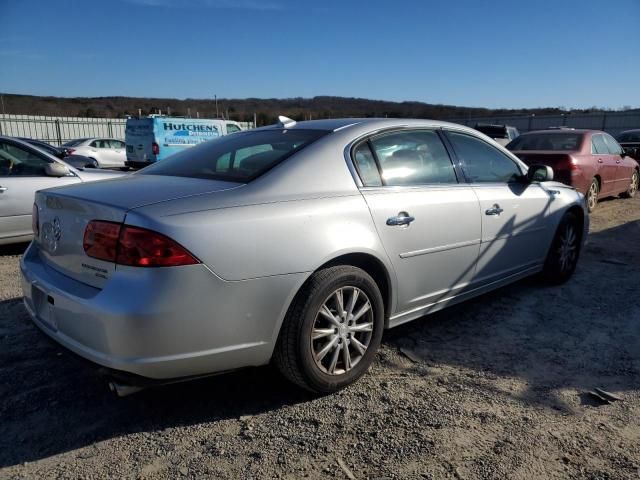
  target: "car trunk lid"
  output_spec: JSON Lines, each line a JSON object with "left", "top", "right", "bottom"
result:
{"left": 34, "top": 175, "right": 242, "bottom": 288}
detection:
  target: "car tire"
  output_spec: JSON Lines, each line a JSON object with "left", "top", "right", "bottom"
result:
{"left": 88, "top": 158, "right": 99, "bottom": 168}
{"left": 620, "top": 170, "right": 639, "bottom": 198}
{"left": 586, "top": 178, "right": 599, "bottom": 213}
{"left": 541, "top": 212, "right": 581, "bottom": 284}
{"left": 274, "top": 265, "right": 384, "bottom": 393}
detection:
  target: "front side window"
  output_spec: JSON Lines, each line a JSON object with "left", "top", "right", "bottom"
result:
{"left": 591, "top": 134, "right": 609, "bottom": 155}
{"left": 227, "top": 124, "right": 242, "bottom": 134}
{"left": 602, "top": 133, "right": 622, "bottom": 155}
{"left": 0, "top": 141, "right": 51, "bottom": 176}
{"left": 142, "top": 129, "right": 327, "bottom": 182}
{"left": 367, "top": 130, "right": 457, "bottom": 186}
{"left": 447, "top": 131, "right": 523, "bottom": 183}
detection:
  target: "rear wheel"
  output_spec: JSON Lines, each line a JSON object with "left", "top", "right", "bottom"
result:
{"left": 274, "top": 266, "right": 384, "bottom": 393}
{"left": 88, "top": 158, "right": 99, "bottom": 168}
{"left": 541, "top": 212, "right": 581, "bottom": 284}
{"left": 621, "top": 170, "right": 639, "bottom": 198}
{"left": 586, "top": 178, "right": 599, "bottom": 213}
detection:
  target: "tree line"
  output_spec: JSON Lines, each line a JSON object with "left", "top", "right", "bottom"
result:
{"left": 1, "top": 93, "right": 636, "bottom": 126}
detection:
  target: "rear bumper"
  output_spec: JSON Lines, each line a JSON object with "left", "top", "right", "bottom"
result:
{"left": 20, "top": 242, "right": 305, "bottom": 380}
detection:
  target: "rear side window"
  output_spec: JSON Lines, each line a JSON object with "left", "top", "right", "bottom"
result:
{"left": 352, "top": 142, "right": 382, "bottom": 186}
{"left": 591, "top": 134, "right": 609, "bottom": 154}
{"left": 142, "top": 129, "right": 327, "bottom": 182}
{"left": 447, "top": 131, "right": 522, "bottom": 183}
{"left": 226, "top": 124, "right": 242, "bottom": 134}
{"left": 368, "top": 130, "right": 457, "bottom": 186}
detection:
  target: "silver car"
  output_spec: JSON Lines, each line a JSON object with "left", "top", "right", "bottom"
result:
{"left": 20, "top": 118, "right": 588, "bottom": 394}
{"left": 0, "top": 136, "right": 126, "bottom": 245}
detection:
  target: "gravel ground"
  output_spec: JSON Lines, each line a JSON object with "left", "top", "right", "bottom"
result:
{"left": 1, "top": 195, "right": 639, "bottom": 480}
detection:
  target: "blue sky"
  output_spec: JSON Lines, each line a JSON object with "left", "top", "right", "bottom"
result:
{"left": 1, "top": 0, "right": 638, "bottom": 109}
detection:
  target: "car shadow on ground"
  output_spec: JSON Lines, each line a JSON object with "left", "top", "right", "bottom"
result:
{"left": 1, "top": 220, "right": 639, "bottom": 467}
{"left": 0, "top": 242, "right": 29, "bottom": 257}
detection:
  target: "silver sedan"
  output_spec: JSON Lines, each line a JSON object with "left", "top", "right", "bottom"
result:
{"left": 0, "top": 136, "right": 126, "bottom": 245}
{"left": 20, "top": 118, "right": 588, "bottom": 394}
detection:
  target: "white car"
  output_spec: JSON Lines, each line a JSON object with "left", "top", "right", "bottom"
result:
{"left": 62, "top": 138, "right": 126, "bottom": 168}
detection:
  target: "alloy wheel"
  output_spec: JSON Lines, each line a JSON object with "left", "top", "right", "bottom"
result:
{"left": 311, "top": 286, "right": 374, "bottom": 375}
{"left": 629, "top": 171, "right": 639, "bottom": 197}
{"left": 587, "top": 181, "right": 598, "bottom": 211}
{"left": 557, "top": 223, "right": 578, "bottom": 273}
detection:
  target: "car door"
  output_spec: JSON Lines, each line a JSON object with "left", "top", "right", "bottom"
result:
{"left": 591, "top": 133, "right": 618, "bottom": 196}
{"left": 353, "top": 129, "right": 481, "bottom": 316}
{"left": 0, "top": 140, "right": 81, "bottom": 242}
{"left": 443, "top": 129, "right": 555, "bottom": 285}
{"left": 603, "top": 133, "right": 633, "bottom": 193}
{"left": 108, "top": 139, "right": 126, "bottom": 166}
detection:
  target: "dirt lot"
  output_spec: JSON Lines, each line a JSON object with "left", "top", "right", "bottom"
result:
{"left": 1, "top": 195, "right": 639, "bottom": 480}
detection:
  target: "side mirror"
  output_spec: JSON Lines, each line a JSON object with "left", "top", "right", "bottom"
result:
{"left": 44, "top": 162, "right": 71, "bottom": 177}
{"left": 620, "top": 149, "right": 628, "bottom": 158}
{"left": 527, "top": 164, "right": 554, "bottom": 183}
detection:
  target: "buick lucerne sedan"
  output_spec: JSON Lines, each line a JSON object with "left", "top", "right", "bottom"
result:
{"left": 21, "top": 118, "right": 588, "bottom": 394}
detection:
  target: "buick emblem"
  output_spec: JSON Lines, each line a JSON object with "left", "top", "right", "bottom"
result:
{"left": 43, "top": 216, "right": 62, "bottom": 253}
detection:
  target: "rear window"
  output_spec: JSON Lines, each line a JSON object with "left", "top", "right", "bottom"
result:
{"left": 141, "top": 129, "right": 328, "bottom": 182}
{"left": 507, "top": 133, "right": 583, "bottom": 151}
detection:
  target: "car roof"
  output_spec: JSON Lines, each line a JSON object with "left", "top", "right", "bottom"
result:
{"left": 258, "top": 117, "right": 472, "bottom": 132}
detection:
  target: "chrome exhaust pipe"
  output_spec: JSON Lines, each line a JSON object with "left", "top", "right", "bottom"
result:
{"left": 108, "top": 381, "right": 144, "bottom": 397}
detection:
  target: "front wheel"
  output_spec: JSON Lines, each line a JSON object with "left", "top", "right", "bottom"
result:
{"left": 541, "top": 212, "right": 582, "bottom": 284}
{"left": 586, "top": 179, "right": 599, "bottom": 213}
{"left": 621, "top": 170, "right": 639, "bottom": 198}
{"left": 274, "top": 266, "right": 384, "bottom": 393}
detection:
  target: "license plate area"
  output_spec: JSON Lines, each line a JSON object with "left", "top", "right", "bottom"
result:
{"left": 32, "top": 284, "right": 57, "bottom": 331}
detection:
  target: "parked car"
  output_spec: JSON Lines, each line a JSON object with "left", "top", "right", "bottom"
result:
{"left": 17, "top": 137, "right": 100, "bottom": 169}
{"left": 125, "top": 116, "right": 243, "bottom": 169}
{"left": 616, "top": 129, "right": 640, "bottom": 161}
{"left": 474, "top": 123, "right": 519, "bottom": 146}
{"left": 62, "top": 138, "right": 126, "bottom": 168}
{"left": 0, "top": 136, "right": 126, "bottom": 245}
{"left": 21, "top": 118, "right": 588, "bottom": 395}
{"left": 507, "top": 129, "right": 639, "bottom": 212}
{"left": 17, "top": 137, "right": 72, "bottom": 159}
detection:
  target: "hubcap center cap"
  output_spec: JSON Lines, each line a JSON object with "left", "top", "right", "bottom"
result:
{"left": 338, "top": 324, "right": 348, "bottom": 337}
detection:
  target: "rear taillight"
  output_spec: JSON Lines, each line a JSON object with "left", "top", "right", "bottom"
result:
{"left": 569, "top": 156, "right": 579, "bottom": 170}
{"left": 152, "top": 142, "right": 160, "bottom": 156}
{"left": 83, "top": 221, "right": 120, "bottom": 262}
{"left": 32, "top": 204, "right": 39, "bottom": 236}
{"left": 66, "top": 148, "right": 75, "bottom": 156}
{"left": 83, "top": 221, "right": 199, "bottom": 267}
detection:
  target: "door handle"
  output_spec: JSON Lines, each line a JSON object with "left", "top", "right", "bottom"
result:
{"left": 386, "top": 212, "right": 415, "bottom": 226}
{"left": 0, "top": 186, "right": 7, "bottom": 193}
{"left": 485, "top": 204, "right": 503, "bottom": 216}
